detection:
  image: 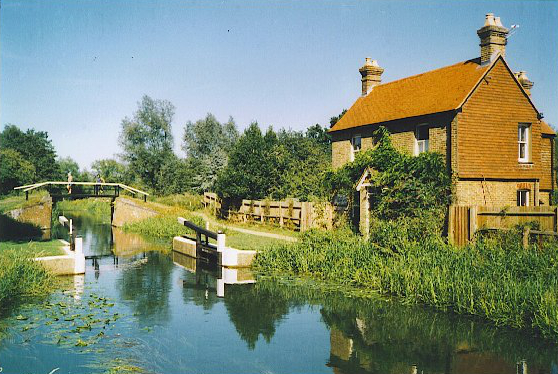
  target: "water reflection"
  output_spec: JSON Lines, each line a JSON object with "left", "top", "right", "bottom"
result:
{"left": 253, "top": 280, "right": 558, "bottom": 374}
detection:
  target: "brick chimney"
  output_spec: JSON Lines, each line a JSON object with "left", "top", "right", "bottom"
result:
{"left": 359, "top": 58, "right": 384, "bottom": 96}
{"left": 515, "top": 71, "right": 534, "bottom": 96}
{"left": 477, "top": 13, "right": 509, "bottom": 65}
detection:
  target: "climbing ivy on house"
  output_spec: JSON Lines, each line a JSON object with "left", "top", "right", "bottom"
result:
{"left": 324, "top": 126, "right": 452, "bottom": 220}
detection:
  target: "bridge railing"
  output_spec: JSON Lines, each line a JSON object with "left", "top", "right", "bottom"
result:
{"left": 14, "top": 181, "right": 149, "bottom": 202}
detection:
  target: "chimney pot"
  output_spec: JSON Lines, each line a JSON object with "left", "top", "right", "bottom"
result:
{"left": 515, "top": 71, "right": 534, "bottom": 96}
{"left": 359, "top": 58, "right": 384, "bottom": 96}
{"left": 477, "top": 13, "right": 509, "bottom": 65}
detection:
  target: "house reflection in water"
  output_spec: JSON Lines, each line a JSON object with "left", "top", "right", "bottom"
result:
{"left": 328, "top": 317, "right": 542, "bottom": 374}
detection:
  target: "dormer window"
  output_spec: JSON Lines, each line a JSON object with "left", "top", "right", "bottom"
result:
{"left": 415, "top": 124, "right": 429, "bottom": 155}
{"left": 350, "top": 134, "right": 361, "bottom": 162}
{"left": 518, "top": 124, "right": 531, "bottom": 163}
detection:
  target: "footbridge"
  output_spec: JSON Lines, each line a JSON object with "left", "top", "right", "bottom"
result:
{"left": 14, "top": 181, "right": 149, "bottom": 202}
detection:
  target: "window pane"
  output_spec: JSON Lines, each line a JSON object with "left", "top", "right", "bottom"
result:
{"left": 519, "top": 143, "right": 525, "bottom": 159}
{"left": 352, "top": 136, "right": 361, "bottom": 151}
{"left": 417, "top": 126, "right": 429, "bottom": 140}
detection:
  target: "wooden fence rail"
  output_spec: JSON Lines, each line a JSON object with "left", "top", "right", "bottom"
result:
{"left": 202, "top": 192, "right": 338, "bottom": 231}
{"left": 449, "top": 205, "right": 558, "bottom": 246}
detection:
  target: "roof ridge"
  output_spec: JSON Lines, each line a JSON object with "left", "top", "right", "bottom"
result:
{"left": 370, "top": 57, "right": 482, "bottom": 91}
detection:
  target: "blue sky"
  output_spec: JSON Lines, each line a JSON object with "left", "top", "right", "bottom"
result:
{"left": 2, "top": 0, "right": 557, "bottom": 169}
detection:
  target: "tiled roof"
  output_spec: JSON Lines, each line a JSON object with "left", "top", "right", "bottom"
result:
{"left": 330, "top": 58, "right": 490, "bottom": 132}
{"left": 541, "top": 121, "right": 556, "bottom": 136}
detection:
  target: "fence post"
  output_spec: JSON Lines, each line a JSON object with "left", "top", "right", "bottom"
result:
{"left": 448, "top": 205, "right": 455, "bottom": 245}
{"left": 468, "top": 206, "right": 477, "bottom": 242}
{"left": 523, "top": 226, "right": 530, "bottom": 249}
{"left": 279, "top": 202, "right": 284, "bottom": 227}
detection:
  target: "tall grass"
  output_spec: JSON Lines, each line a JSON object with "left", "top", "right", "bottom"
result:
{"left": 0, "top": 251, "right": 53, "bottom": 304}
{"left": 123, "top": 213, "right": 205, "bottom": 240}
{"left": 152, "top": 193, "right": 203, "bottom": 211}
{"left": 254, "top": 220, "right": 558, "bottom": 339}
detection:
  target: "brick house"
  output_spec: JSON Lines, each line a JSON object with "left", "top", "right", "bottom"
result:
{"left": 329, "top": 13, "right": 555, "bottom": 233}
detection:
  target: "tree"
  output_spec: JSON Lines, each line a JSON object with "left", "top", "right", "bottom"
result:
{"left": 119, "top": 95, "right": 175, "bottom": 191}
{"left": 58, "top": 157, "right": 91, "bottom": 182}
{"left": 215, "top": 123, "right": 275, "bottom": 200}
{"left": 156, "top": 154, "right": 195, "bottom": 195}
{"left": 305, "top": 124, "right": 331, "bottom": 147}
{"left": 329, "top": 109, "right": 347, "bottom": 127}
{"left": 91, "top": 159, "right": 127, "bottom": 182}
{"left": 0, "top": 149, "right": 35, "bottom": 194}
{"left": 0, "top": 124, "right": 59, "bottom": 181}
{"left": 182, "top": 114, "right": 238, "bottom": 192}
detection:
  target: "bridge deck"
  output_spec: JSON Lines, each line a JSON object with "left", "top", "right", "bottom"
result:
{"left": 14, "top": 181, "right": 149, "bottom": 201}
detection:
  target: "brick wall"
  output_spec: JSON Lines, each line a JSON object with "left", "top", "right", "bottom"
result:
{"left": 330, "top": 113, "right": 452, "bottom": 169}
{"left": 540, "top": 136, "right": 554, "bottom": 190}
{"left": 458, "top": 59, "right": 541, "bottom": 180}
{"left": 454, "top": 179, "right": 553, "bottom": 206}
{"left": 331, "top": 138, "right": 351, "bottom": 170}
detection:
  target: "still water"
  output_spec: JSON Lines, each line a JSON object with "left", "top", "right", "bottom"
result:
{"left": 1, "top": 213, "right": 558, "bottom": 374}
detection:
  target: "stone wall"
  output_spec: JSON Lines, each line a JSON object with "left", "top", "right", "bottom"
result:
{"left": 8, "top": 196, "right": 52, "bottom": 239}
{"left": 112, "top": 197, "right": 158, "bottom": 227}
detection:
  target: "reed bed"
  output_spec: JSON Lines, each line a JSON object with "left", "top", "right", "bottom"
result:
{"left": 254, "top": 220, "right": 558, "bottom": 339}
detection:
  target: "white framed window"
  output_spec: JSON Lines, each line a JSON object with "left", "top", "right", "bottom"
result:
{"left": 415, "top": 124, "right": 429, "bottom": 155}
{"left": 518, "top": 124, "right": 531, "bottom": 163}
{"left": 350, "top": 134, "right": 362, "bottom": 162}
{"left": 517, "top": 190, "right": 530, "bottom": 206}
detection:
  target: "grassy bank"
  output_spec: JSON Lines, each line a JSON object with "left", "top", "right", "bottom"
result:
{"left": 0, "top": 191, "right": 49, "bottom": 214}
{"left": 254, "top": 223, "right": 558, "bottom": 339}
{"left": 0, "top": 240, "right": 65, "bottom": 257}
{"left": 0, "top": 250, "right": 53, "bottom": 304}
{"left": 56, "top": 198, "right": 112, "bottom": 223}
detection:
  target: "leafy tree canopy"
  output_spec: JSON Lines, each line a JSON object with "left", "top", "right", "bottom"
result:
{"left": 58, "top": 157, "right": 91, "bottom": 182}
{"left": 215, "top": 123, "right": 331, "bottom": 201}
{"left": 182, "top": 114, "right": 238, "bottom": 192}
{"left": 0, "top": 124, "right": 59, "bottom": 181}
{"left": 329, "top": 109, "right": 347, "bottom": 128}
{"left": 0, "top": 149, "right": 36, "bottom": 194}
{"left": 91, "top": 159, "right": 127, "bottom": 182}
{"left": 119, "top": 95, "right": 175, "bottom": 191}
{"left": 215, "top": 123, "right": 276, "bottom": 200}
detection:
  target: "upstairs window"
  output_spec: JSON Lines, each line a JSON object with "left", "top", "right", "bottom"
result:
{"left": 517, "top": 190, "right": 530, "bottom": 206}
{"left": 415, "top": 125, "right": 429, "bottom": 155}
{"left": 350, "top": 134, "right": 361, "bottom": 161}
{"left": 518, "top": 124, "right": 531, "bottom": 163}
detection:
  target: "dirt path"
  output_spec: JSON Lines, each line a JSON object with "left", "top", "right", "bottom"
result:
{"left": 192, "top": 211, "right": 298, "bottom": 242}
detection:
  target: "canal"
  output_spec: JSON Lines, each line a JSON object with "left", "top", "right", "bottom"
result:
{"left": 1, "top": 212, "right": 557, "bottom": 373}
